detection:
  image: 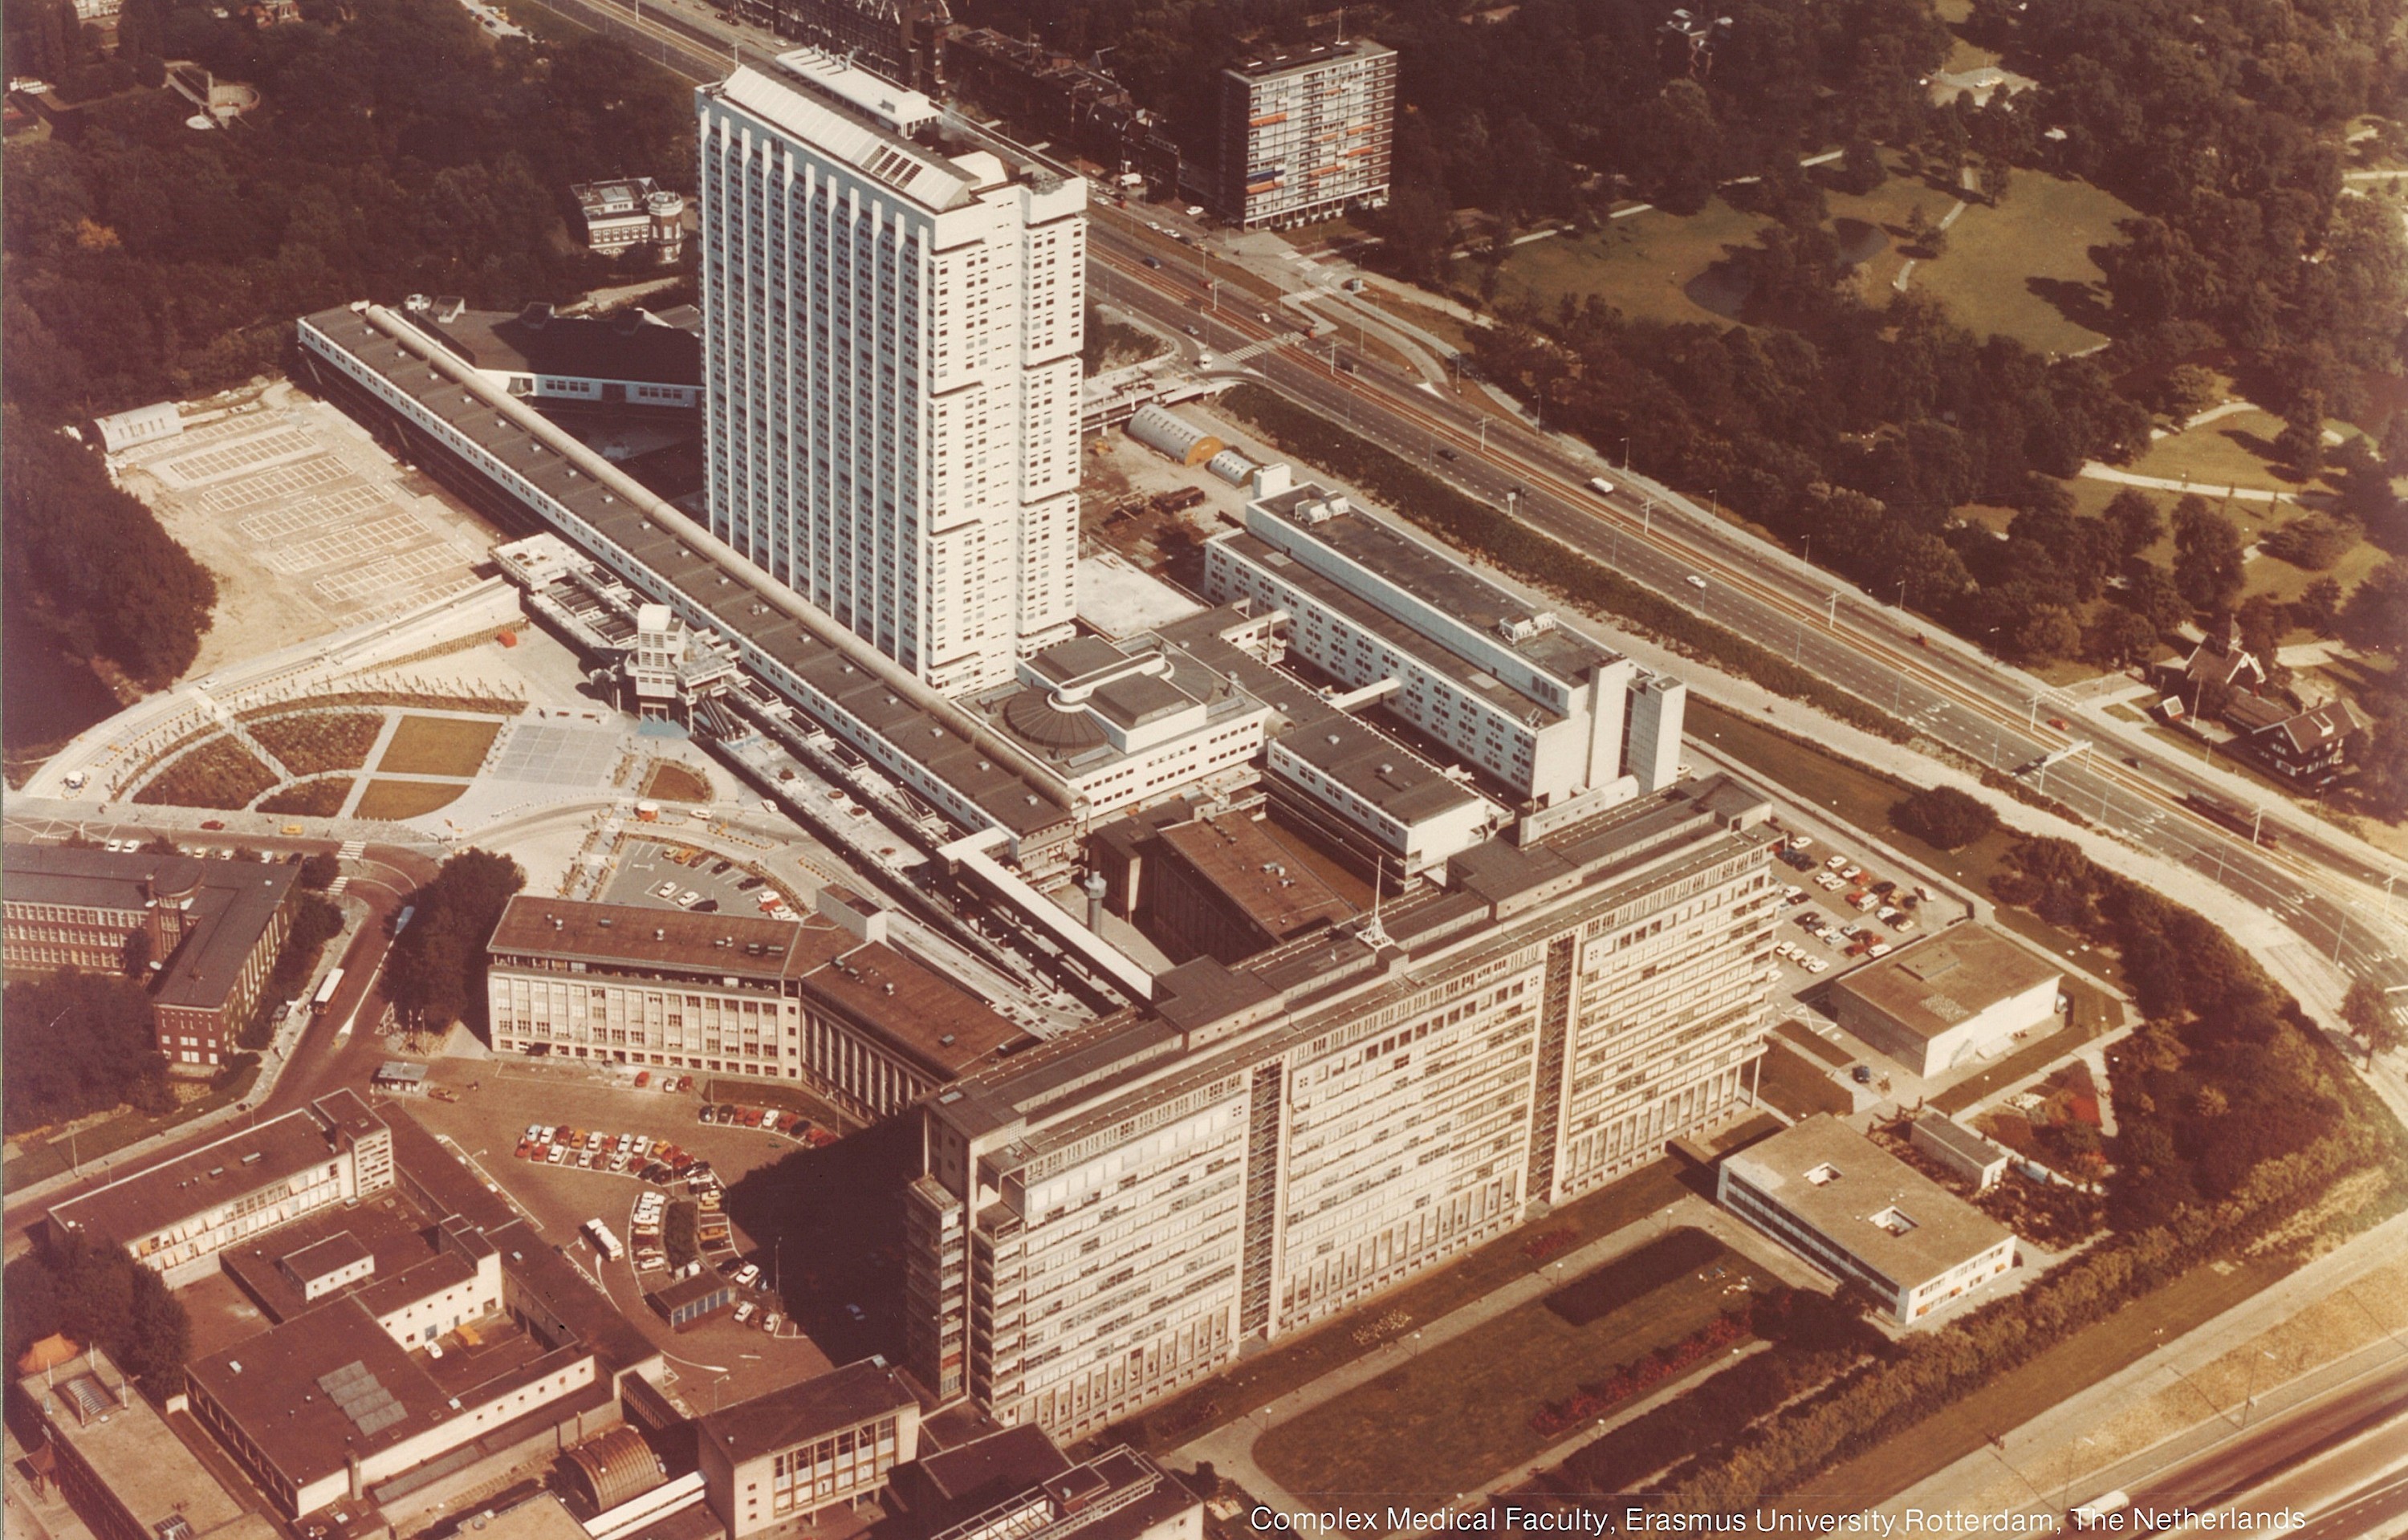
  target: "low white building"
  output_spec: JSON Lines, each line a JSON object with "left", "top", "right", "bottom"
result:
{"left": 1264, "top": 714, "right": 1499, "bottom": 878}
{"left": 1828, "top": 924, "right": 2062, "bottom": 1078}
{"left": 571, "top": 177, "right": 686, "bottom": 262}
{"left": 1719, "top": 1114, "right": 2017, "bottom": 1327}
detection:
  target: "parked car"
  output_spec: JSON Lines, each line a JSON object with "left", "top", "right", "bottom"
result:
{"left": 733, "top": 1302, "right": 756, "bottom": 1326}
{"left": 761, "top": 1312, "right": 782, "bottom": 1335}
{"left": 735, "top": 1263, "right": 762, "bottom": 1288}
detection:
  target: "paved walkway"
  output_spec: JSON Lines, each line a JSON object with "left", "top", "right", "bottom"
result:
{"left": 2076, "top": 462, "right": 2297, "bottom": 503}
{"left": 1170, "top": 1192, "right": 1825, "bottom": 1518}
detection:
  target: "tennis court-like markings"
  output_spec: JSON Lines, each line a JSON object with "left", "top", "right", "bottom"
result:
{"left": 239, "top": 484, "right": 391, "bottom": 541}
{"left": 312, "top": 548, "right": 461, "bottom": 603}
{"left": 265, "top": 515, "right": 430, "bottom": 573}
{"left": 159, "top": 429, "right": 318, "bottom": 483}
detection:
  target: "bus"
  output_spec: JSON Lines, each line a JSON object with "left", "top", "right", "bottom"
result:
{"left": 584, "top": 1219, "right": 624, "bottom": 1262}
{"left": 389, "top": 904, "right": 416, "bottom": 938}
{"left": 311, "top": 969, "right": 344, "bottom": 1016}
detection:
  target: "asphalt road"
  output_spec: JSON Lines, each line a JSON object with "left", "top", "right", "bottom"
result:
{"left": 1084, "top": 219, "right": 2408, "bottom": 1022}
{"left": 2113, "top": 1359, "right": 2408, "bottom": 1534}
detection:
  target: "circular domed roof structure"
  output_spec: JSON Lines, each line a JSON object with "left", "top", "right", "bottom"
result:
{"left": 1001, "top": 688, "right": 1108, "bottom": 754}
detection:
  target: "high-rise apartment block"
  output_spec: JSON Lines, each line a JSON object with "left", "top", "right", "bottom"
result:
{"left": 698, "top": 50, "right": 1085, "bottom": 696}
{"left": 904, "top": 774, "right": 1780, "bottom": 1437}
{"left": 1218, "top": 39, "right": 1396, "bottom": 229}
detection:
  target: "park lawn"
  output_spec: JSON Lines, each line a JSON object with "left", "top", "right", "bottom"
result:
{"left": 1459, "top": 198, "right": 1775, "bottom": 327}
{"left": 1910, "top": 171, "right": 2136, "bottom": 356}
{"left": 376, "top": 714, "right": 502, "bottom": 776}
{"left": 1689, "top": 701, "right": 2125, "bottom": 989}
{"left": 2, "top": 1062, "right": 262, "bottom": 1190}
{"left": 1361, "top": 289, "right": 1483, "bottom": 356}
{"left": 2244, "top": 530, "right": 2388, "bottom": 606}
{"left": 353, "top": 778, "right": 467, "bottom": 819}
{"left": 2114, "top": 409, "right": 2309, "bottom": 498}
{"left": 1253, "top": 1230, "right": 1755, "bottom": 1504}
{"left": 1822, "top": 154, "right": 1959, "bottom": 295}
{"left": 1777, "top": 1252, "right": 2292, "bottom": 1514}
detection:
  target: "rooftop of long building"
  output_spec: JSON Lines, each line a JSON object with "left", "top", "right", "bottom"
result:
{"left": 299, "top": 306, "right": 1074, "bottom": 845}
{"left": 49, "top": 1090, "right": 380, "bottom": 1246}
{"left": 1722, "top": 1114, "right": 2015, "bottom": 1286}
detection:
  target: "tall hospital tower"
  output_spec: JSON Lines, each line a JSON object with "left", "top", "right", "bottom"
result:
{"left": 698, "top": 51, "right": 1085, "bottom": 696}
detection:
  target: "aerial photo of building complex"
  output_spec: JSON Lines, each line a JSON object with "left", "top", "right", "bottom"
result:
{"left": 3, "top": 2, "right": 2406, "bottom": 1539}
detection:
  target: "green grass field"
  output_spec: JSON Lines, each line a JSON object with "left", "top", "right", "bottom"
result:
{"left": 1757, "top": 1040, "right": 1854, "bottom": 1121}
{"left": 1253, "top": 1229, "right": 1755, "bottom": 1503}
{"left": 353, "top": 778, "right": 467, "bottom": 819}
{"left": 376, "top": 715, "right": 501, "bottom": 777}
{"left": 2117, "top": 409, "right": 2308, "bottom": 495}
{"left": 1910, "top": 172, "right": 2136, "bottom": 356}
{"left": 1458, "top": 200, "right": 1775, "bottom": 327}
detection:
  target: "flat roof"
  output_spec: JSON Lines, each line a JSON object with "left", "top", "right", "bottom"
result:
{"left": 413, "top": 308, "right": 700, "bottom": 388}
{"left": 799, "top": 941, "right": 1033, "bottom": 1079}
{"left": 1227, "top": 36, "right": 1396, "bottom": 78}
{"left": 4, "top": 844, "right": 301, "bottom": 1011}
{"left": 283, "top": 1230, "right": 373, "bottom": 1281}
{"left": 300, "top": 304, "right": 1075, "bottom": 846}
{"left": 1239, "top": 490, "right": 1617, "bottom": 693}
{"left": 707, "top": 63, "right": 970, "bottom": 213}
{"left": 1152, "top": 814, "right": 1354, "bottom": 945}
{"left": 487, "top": 896, "right": 852, "bottom": 984}
{"left": 1722, "top": 1115, "right": 2014, "bottom": 1286}
{"left": 1273, "top": 716, "right": 1487, "bottom": 827}
{"left": 49, "top": 1092, "right": 372, "bottom": 1245}
{"left": 1911, "top": 1113, "right": 2009, "bottom": 1169}
{"left": 1828, "top": 924, "right": 2060, "bottom": 1042}
{"left": 698, "top": 1359, "right": 917, "bottom": 1465}
{"left": 17, "top": 1347, "right": 248, "bottom": 1538}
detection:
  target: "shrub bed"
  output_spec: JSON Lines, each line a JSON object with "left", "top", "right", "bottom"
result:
{"left": 134, "top": 736, "right": 278, "bottom": 810}
{"left": 258, "top": 777, "right": 353, "bottom": 816}
{"left": 250, "top": 712, "right": 384, "bottom": 775}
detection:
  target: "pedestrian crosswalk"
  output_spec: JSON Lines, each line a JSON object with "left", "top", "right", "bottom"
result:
{"left": 1214, "top": 331, "right": 1305, "bottom": 366}
{"left": 336, "top": 838, "right": 367, "bottom": 860}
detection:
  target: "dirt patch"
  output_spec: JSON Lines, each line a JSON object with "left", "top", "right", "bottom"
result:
{"left": 354, "top": 779, "right": 467, "bottom": 819}
{"left": 642, "top": 760, "right": 714, "bottom": 803}
{"left": 377, "top": 715, "right": 502, "bottom": 777}
{"left": 135, "top": 736, "right": 278, "bottom": 809}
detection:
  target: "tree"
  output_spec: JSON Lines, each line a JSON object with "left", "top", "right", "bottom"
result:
{"left": 2272, "top": 415, "right": 2324, "bottom": 476}
{"left": 2341, "top": 559, "right": 2408, "bottom": 655}
{"left": 2103, "top": 489, "right": 2165, "bottom": 560}
{"left": 2, "top": 968, "right": 172, "bottom": 1133}
{"left": 2154, "top": 365, "right": 2221, "bottom": 423}
{"left": 2340, "top": 977, "right": 2400, "bottom": 1068}
{"left": 381, "top": 848, "right": 524, "bottom": 1034}
{"left": 298, "top": 852, "right": 340, "bottom": 890}
{"left": 1904, "top": 204, "right": 1946, "bottom": 257}
{"left": 2353, "top": 713, "right": 2408, "bottom": 821}
{"left": 2009, "top": 603, "right": 2084, "bottom": 662}
{"left": 2120, "top": 563, "right": 2192, "bottom": 629}
{"left": 1837, "top": 139, "right": 1886, "bottom": 195}
{"left": 1976, "top": 155, "right": 2011, "bottom": 206}
{"left": 1892, "top": 786, "right": 1999, "bottom": 850}
{"left": 2171, "top": 497, "right": 2247, "bottom": 613}
{"left": 2085, "top": 606, "right": 2161, "bottom": 668}
{"left": 2292, "top": 575, "right": 2344, "bottom": 636}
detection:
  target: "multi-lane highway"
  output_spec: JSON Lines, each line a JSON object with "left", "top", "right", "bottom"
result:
{"left": 1085, "top": 217, "right": 2408, "bottom": 1030}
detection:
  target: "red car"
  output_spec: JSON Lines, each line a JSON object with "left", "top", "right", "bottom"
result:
{"left": 201, "top": 819, "right": 226, "bottom": 831}
{"left": 634, "top": 1071, "right": 651, "bottom": 1087}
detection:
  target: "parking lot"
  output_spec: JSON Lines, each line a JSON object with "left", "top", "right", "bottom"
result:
{"left": 600, "top": 836, "right": 796, "bottom": 920}
{"left": 1764, "top": 832, "right": 1941, "bottom": 985}
{"left": 394, "top": 1058, "right": 840, "bottom": 1408}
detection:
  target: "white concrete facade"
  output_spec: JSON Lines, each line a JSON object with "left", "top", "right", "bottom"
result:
{"left": 698, "top": 51, "right": 1086, "bottom": 696}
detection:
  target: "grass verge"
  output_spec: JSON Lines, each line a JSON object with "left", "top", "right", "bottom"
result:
{"left": 2, "top": 1061, "right": 264, "bottom": 1190}
{"left": 1254, "top": 1229, "right": 1753, "bottom": 1503}
{"left": 377, "top": 715, "right": 502, "bottom": 776}
{"left": 353, "top": 779, "right": 467, "bottom": 819}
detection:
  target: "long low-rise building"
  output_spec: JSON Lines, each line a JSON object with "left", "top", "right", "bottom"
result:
{"left": 15, "top": 1345, "right": 272, "bottom": 1540}
{"left": 904, "top": 774, "right": 1780, "bottom": 1438}
{"left": 3, "top": 845, "right": 302, "bottom": 1073}
{"left": 1205, "top": 478, "right": 1687, "bottom": 814}
{"left": 698, "top": 1357, "right": 921, "bottom": 1536}
{"left": 484, "top": 891, "right": 1033, "bottom": 1118}
{"left": 47, "top": 1090, "right": 394, "bottom": 1283}
{"left": 1717, "top": 1113, "right": 2017, "bottom": 1327}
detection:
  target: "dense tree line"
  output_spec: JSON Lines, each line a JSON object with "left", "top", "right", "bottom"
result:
{"left": 2, "top": 405, "right": 217, "bottom": 689}
{"left": 1, "top": 968, "right": 174, "bottom": 1134}
{"left": 2, "top": 0, "right": 694, "bottom": 694}
{"left": 2, "top": 1233, "right": 191, "bottom": 1385}
{"left": 3, "top": 0, "right": 694, "bottom": 422}
{"left": 382, "top": 848, "right": 523, "bottom": 1034}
